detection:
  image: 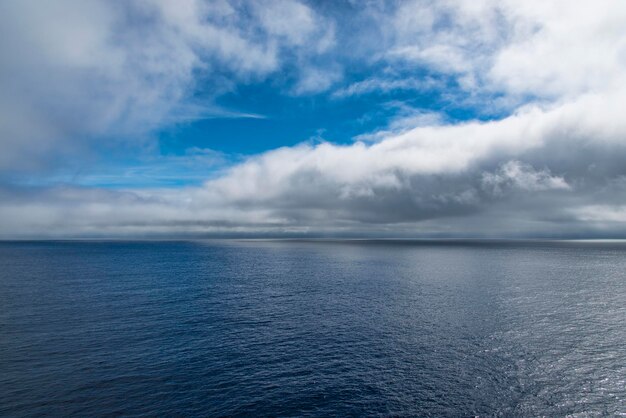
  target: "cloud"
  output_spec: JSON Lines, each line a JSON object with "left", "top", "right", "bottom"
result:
{"left": 488, "top": 1, "right": 626, "bottom": 99}
{"left": 0, "top": 0, "right": 333, "bottom": 173}
{"left": 291, "top": 67, "right": 342, "bottom": 95}
{"left": 572, "top": 205, "right": 626, "bottom": 223}
{"left": 2, "top": 1, "right": 626, "bottom": 237}
{"left": 331, "top": 77, "right": 442, "bottom": 98}
{"left": 3, "top": 88, "right": 626, "bottom": 237}
{"left": 377, "top": 0, "right": 626, "bottom": 106}
{"left": 482, "top": 161, "right": 570, "bottom": 195}
{"left": 252, "top": 0, "right": 333, "bottom": 50}
{"left": 385, "top": 0, "right": 507, "bottom": 77}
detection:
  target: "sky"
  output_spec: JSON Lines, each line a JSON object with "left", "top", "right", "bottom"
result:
{"left": 1, "top": 0, "right": 626, "bottom": 238}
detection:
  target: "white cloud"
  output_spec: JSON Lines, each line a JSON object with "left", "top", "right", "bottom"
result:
{"left": 0, "top": 0, "right": 334, "bottom": 172}
{"left": 3, "top": 87, "right": 626, "bottom": 236}
{"left": 202, "top": 89, "right": 625, "bottom": 206}
{"left": 482, "top": 161, "right": 570, "bottom": 195}
{"left": 488, "top": 1, "right": 626, "bottom": 99}
{"left": 332, "top": 77, "right": 442, "bottom": 98}
{"left": 379, "top": 0, "right": 626, "bottom": 104}
{"left": 252, "top": 0, "right": 322, "bottom": 48}
{"left": 386, "top": 0, "right": 506, "bottom": 77}
{"left": 291, "top": 67, "right": 342, "bottom": 95}
{"left": 572, "top": 205, "right": 626, "bottom": 223}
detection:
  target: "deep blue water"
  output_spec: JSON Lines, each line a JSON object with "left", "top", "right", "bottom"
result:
{"left": 0, "top": 240, "right": 625, "bottom": 417}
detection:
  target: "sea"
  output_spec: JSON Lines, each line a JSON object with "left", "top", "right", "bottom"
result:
{"left": 0, "top": 239, "right": 624, "bottom": 417}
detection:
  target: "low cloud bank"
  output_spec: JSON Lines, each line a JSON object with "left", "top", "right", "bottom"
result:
{"left": 3, "top": 92, "right": 626, "bottom": 237}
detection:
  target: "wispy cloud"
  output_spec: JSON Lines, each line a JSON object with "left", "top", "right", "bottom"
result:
{"left": 166, "top": 103, "right": 267, "bottom": 124}
{"left": 332, "top": 77, "right": 442, "bottom": 99}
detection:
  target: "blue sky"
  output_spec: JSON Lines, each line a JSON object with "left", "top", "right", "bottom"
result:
{"left": 1, "top": 0, "right": 626, "bottom": 237}
{"left": 162, "top": 77, "right": 458, "bottom": 154}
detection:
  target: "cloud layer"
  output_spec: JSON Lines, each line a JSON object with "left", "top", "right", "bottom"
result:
{"left": 2, "top": 0, "right": 626, "bottom": 237}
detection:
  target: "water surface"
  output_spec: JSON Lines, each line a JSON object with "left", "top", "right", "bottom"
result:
{"left": 1, "top": 240, "right": 625, "bottom": 416}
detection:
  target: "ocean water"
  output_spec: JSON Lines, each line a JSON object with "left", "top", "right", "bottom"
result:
{"left": 0, "top": 240, "right": 624, "bottom": 417}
